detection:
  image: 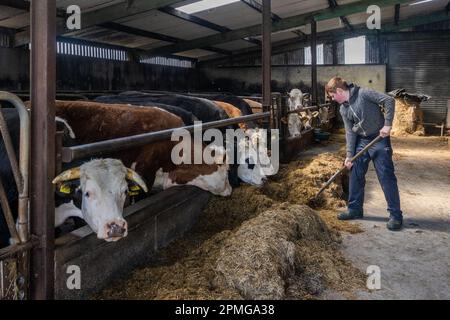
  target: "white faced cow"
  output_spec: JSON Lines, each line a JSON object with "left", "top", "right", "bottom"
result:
{"left": 53, "top": 158, "right": 148, "bottom": 242}
{"left": 236, "top": 129, "right": 277, "bottom": 186}
{"left": 287, "top": 89, "right": 304, "bottom": 137}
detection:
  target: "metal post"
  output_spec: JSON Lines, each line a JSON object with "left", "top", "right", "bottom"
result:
{"left": 332, "top": 40, "right": 338, "bottom": 65}
{"left": 30, "top": 0, "right": 56, "bottom": 300}
{"left": 262, "top": 0, "right": 271, "bottom": 129}
{"left": 311, "top": 19, "right": 318, "bottom": 105}
{"left": 55, "top": 132, "right": 63, "bottom": 175}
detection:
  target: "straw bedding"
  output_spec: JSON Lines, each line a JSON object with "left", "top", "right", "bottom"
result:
{"left": 96, "top": 151, "right": 365, "bottom": 300}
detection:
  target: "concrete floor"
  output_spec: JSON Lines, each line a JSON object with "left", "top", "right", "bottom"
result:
{"left": 309, "top": 135, "right": 450, "bottom": 300}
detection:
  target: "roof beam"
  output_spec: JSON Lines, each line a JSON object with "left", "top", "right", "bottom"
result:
{"left": 200, "top": 10, "right": 450, "bottom": 66}
{"left": 159, "top": 6, "right": 230, "bottom": 33}
{"left": 99, "top": 21, "right": 231, "bottom": 56}
{"left": 0, "top": 0, "right": 67, "bottom": 18}
{"left": 158, "top": 6, "right": 261, "bottom": 46}
{"left": 0, "top": 0, "right": 29, "bottom": 11}
{"left": 394, "top": 4, "right": 401, "bottom": 25}
{"left": 14, "top": 0, "right": 185, "bottom": 47}
{"left": 240, "top": 0, "right": 282, "bottom": 21}
{"left": 99, "top": 21, "right": 180, "bottom": 43}
{"left": 240, "top": 0, "right": 305, "bottom": 39}
{"left": 328, "top": 0, "right": 354, "bottom": 32}
{"left": 144, "top": 0, "right": 412, "bottom": 56}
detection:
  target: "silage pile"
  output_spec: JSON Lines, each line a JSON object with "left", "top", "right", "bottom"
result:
{"left": 96, "top": 151, "right": 365, "bottom": 300}
{"left": 388, "top": 89, "right": 429, "bottom": 137}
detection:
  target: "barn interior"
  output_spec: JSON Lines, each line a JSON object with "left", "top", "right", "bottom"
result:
{"left": 0, "top": 0, "right": 449, "bottom": 301}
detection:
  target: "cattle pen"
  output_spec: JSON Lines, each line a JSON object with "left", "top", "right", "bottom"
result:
{"left": 0, "top": 0, "right": 450, "bottom": 304}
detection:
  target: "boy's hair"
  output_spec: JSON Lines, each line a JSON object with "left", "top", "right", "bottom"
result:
{"left": 325, "top": 77, "right": 349, "bottom": 93}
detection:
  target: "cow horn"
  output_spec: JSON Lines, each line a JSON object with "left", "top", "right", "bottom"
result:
{"left": 126, "top": 168, "right": 148, "bottom": 193}
{"left": 311, "top": 111, "right": 319, "bottom": 118}
{"left": 52, "top": 167, "right": 81, "bottom": 184}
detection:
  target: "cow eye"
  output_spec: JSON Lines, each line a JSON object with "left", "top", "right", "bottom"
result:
{"left": 84, "top": 192, "right": 90, "bottom": 198}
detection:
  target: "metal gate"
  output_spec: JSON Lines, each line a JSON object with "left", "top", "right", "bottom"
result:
{"left": 0, "top": 92, "right": 31, "bottom": 300}
{"left": 387, "top": 40, "right": 450, "bottom": 124}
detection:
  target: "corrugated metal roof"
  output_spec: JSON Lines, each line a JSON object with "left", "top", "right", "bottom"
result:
{"left": 193, "top": 1, "right": 262, "bottom": 30}
{"left": 272, "top": 0, "right": 330, "bottom": 19}
{"left": 0, "top": 6, "right": 24, "bottom": 21}
{"left": 212, "top": 39, "right": 257, "bottom": 51}
{"left": 117, "top": 10, "right": 219, "bottom": 40}
{"left": 56, "top": 0, "right": 124, "bottom": 12}
{"left": 0, "top": 9, "right": 28, "bottom": 29}
{"left": 176, "top": 48, "right": 217, "bottom": 58}
{"left": 67, "top": 26, "right": 163, "bottom": 48}
{"left": 0, "top": 0, "right": 449, "bottom": 59}
{"left": 399, "top": 0, "right": 449, "bottom": 19}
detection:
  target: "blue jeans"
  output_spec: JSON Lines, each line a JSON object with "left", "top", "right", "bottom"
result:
{"left": 348, "top": 134, "right": 403, "bottom": 221}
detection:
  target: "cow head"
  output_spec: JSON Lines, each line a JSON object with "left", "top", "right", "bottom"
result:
{"left": 319, "top": 106, "right": 330, "bottom": 124}
{"left": 236, "top": 129, "right": 276, "bottom": 186}
{"left": 300, "top": 110, "right": 319, "bottom": 130}
{"left": 302, "top": 93, "right": 311, "bottom": 108}
{"left": 53, "top": 159, "right": 148, "bottom": 241}
{"left": 288, "top": 89, "right": 303, "bottom": 111}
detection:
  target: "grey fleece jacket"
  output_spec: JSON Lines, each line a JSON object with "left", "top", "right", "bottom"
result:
{"left": 339, "top": 83, "right": 395, "bottom": 158}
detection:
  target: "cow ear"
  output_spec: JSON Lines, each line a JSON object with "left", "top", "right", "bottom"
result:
{"left": 55, "top": 180, "right": 80, "bottom": 197}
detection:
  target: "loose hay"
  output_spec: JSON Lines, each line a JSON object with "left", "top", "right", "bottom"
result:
{"left": 214, "top": 204, "right": 356, "bottom": 300}
{"left": 262, "top": 152, "right": 348, "bottom": 209}
{"left": 96, "top": 150, "right": 364, "bottom": 300}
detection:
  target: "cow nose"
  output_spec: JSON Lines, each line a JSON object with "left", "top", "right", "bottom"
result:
{"left": 107, "top": 221, "right": 127, "bottom": 238}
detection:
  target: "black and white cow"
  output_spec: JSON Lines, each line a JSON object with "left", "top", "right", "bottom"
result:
{"left": 94, "top": 92, "right": 276, "bottom": 187}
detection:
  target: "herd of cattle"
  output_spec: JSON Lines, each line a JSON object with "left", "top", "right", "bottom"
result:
{"left": 0, "top": 90, "right": 329, "bottom": 247}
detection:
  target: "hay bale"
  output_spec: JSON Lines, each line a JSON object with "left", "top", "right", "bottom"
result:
{"left": 214, "top": 204, "right": 334, "bottom": 300}
{"left": 391, "top": 98, "right": 425, "bottom": 136}
{"left": 388, "top": 89, "right": 429, "bottom": 137}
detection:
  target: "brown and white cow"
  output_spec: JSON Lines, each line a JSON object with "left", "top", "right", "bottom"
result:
{"left": 48, "top": 101, "right": 232, "bottom": 240}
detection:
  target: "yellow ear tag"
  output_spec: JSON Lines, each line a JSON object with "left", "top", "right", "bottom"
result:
{"left": 130, "top": 185, "right": 141, "bottom": 192}
{"left": 60, "top": 184, "right": 71, "bottom": 194}
{"left": 128, "top": 191, "right": 139, "bottom": 196}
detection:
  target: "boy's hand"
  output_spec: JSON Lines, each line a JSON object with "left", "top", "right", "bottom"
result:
{"left": 380, "top": 125, "right": 392, "bottom": 138}
{"left": 344, "top": 158, "right": 353, "bottom": 169}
